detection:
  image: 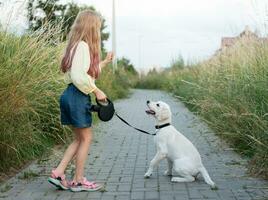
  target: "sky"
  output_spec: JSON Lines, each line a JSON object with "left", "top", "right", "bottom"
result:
{"left": 0, "top": 0, "right": 268, "bottom": 71}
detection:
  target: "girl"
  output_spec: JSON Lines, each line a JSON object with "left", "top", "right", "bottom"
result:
{"left": 48, "top": 10, "right": 113, "bottom": 192}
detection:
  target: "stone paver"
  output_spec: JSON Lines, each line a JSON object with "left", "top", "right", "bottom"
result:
{"left": 0, "top": 89, "right": 267, "bottom": 200}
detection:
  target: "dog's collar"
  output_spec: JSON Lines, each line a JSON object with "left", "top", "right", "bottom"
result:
{"left": 155, "top": 123, "right": 171, "bottom": 129}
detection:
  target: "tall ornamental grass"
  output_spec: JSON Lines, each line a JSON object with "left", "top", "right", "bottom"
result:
{"left": 0, "top": 28, "right": 131, "bottom": 174}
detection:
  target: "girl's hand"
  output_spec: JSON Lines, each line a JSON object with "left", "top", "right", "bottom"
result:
{"left": 104, "top": 52, "right": 113, "bottom": 64}
{"left": 94, "top": 88, "right": 107, "bottom": 101}
{"left": 100, "top": 52, "right": 113, "bottom": 69}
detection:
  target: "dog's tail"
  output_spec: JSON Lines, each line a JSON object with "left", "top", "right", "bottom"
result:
{"left": 199, "top": 166, "right": 217, "bottom": 189}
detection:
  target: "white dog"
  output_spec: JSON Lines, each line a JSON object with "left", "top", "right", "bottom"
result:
{"left": 144, "top": 100, "right": 216, "bottom": 189}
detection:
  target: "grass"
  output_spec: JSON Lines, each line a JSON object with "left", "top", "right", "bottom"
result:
{"left": 0, "top": 26, "right": 134, "bottom": 175}
{"left": 18, "top": 170, "right": 39, "bottom": 180}
{"left": 136, "top": 37, "right": 268, "bottom": 179}
{"left": 0, "top": 183, "right": 12, "bottom": 193}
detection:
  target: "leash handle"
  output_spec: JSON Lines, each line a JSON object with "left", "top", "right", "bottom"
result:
{"left": 115, "top": 113, "right": 156, "bottom": 136}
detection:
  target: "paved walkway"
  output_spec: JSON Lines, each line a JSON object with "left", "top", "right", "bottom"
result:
{"left": 0, "top": 89, "right": 267, "bottom": 200}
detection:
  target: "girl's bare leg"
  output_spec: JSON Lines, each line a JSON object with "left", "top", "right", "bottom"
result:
{"left": 55, "top": 130, "right": 80, "bottom": 175}
{"left": 73, "top": 127, "right": 93, "bottom": 182}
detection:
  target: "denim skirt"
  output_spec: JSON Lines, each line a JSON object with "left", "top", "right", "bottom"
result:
{"left": 60, "top": 84, "right": 92, "bottom": 128}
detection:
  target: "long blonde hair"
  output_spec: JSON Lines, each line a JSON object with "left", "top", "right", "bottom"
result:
{"left": 61, "top": 10, "right": 102, "bottom": 79}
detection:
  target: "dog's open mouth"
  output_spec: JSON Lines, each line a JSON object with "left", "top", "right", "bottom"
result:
{"left": 145, "top": 109, "right": 156, "bottom": 115}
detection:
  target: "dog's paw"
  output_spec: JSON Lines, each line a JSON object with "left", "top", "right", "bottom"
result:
{"left": 164, "top": 170, "right": 172, "bottom": 176}
{"left": 171, "top": 177, "right": 180, "bottom": 182}
{"left": 144, "top": 172, "right": 152, "bottom": 178}
{"left": 210, "top": 183, "right": 218, "bottom": 190}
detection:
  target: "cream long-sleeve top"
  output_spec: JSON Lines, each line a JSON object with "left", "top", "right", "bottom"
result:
{"left": 64, "top": 41, "right": 98, "bottom": 95}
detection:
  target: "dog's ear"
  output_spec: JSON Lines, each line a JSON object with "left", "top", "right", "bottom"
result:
{"left": 158, "top": 106, "right": 171, "bottom": 121}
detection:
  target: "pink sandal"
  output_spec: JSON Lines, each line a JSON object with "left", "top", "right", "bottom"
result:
{"left": 47, "top": 169, "right": 69, "bottom": 190}
{"left": 70, "top": 177, "right": 103, "bottom": 192}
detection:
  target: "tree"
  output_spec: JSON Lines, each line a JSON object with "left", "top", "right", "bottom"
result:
{"left": 27, "top": 0, "right": 66, "bottom": 32}
{"left": 170, "top": 55, "right": 184, "bottom": 70}
{"left": 147, "top": 68, "right": 158, "bottom": 75}
{"left": 117, "top": 57, "right": 138, "bottom": 75}
{"left": 27, "top": 0, "right": 109, "bottom": 51}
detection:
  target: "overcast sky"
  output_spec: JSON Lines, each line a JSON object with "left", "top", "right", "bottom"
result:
{"left": 0, "top": 0, "right": 268, "bottom": 70}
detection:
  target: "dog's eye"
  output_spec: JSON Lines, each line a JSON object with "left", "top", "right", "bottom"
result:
{"left": 156, "top": 103, "right": 160, "bottom": 107}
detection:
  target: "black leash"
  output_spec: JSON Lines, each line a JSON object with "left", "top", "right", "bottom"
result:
{"left": 115, "top": 113, "right": 157, "bottom": 136}
{"left": 115, "top": 112, "right": 171, "bottom": 136}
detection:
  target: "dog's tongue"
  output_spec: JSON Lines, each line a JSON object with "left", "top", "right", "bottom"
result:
{"left": 145, "top": 110, "right": 155, "bottom": 115}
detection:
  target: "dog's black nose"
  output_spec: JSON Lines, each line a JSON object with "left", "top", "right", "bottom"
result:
{"left": 147, "top": 100, "right": 150, "bottom": 104}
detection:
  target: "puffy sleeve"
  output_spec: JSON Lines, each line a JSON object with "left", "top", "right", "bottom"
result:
{"left": 70, "top": 41, "right": 97, "bottom": 94}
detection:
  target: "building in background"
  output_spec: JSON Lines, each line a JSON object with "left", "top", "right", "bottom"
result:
{"left": 214, "top": 26, "right": 268, "bottom": 56}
